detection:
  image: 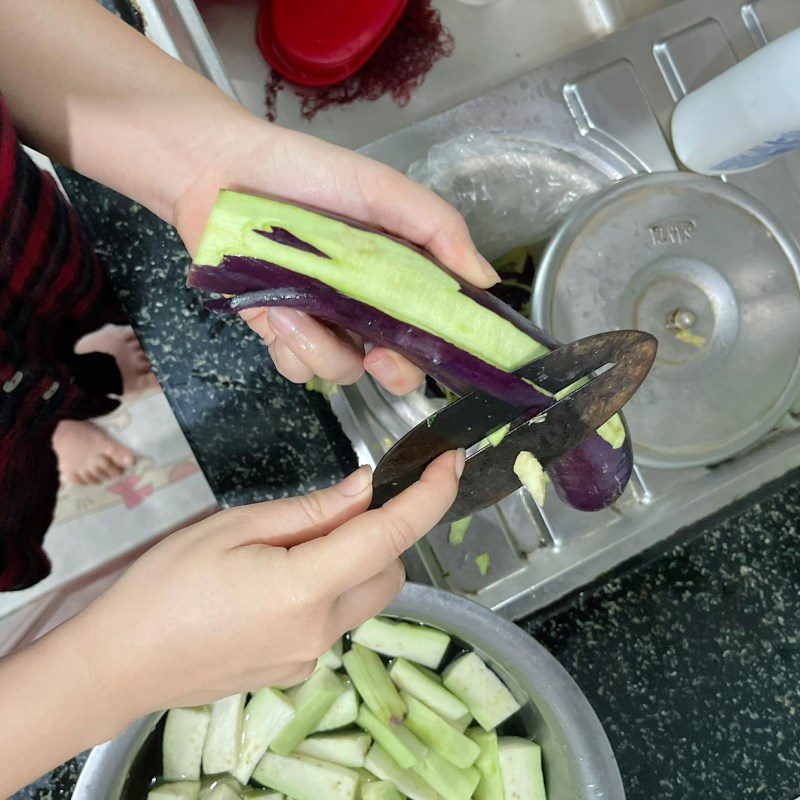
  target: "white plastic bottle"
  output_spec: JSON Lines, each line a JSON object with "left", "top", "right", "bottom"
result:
{"left": 671, "top": 26, "right": 800, "bottom": 175}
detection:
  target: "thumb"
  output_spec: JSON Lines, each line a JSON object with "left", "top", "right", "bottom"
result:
{"left": 299, "top": 450, "right": 463, "bottom": 590}
{"left": 224, "top": 465, "right": 373, "bottom": 549}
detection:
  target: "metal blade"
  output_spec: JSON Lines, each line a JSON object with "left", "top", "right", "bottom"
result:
{"left": 369, "top": 330, "right": 657, "bottom": 518}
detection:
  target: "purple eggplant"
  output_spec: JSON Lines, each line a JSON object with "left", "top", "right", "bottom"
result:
{"left": 189, "top": 255, "right": 632, "bottom": 511}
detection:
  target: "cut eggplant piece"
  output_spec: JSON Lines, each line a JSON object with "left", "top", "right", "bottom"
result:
{"left": 162, "top": 705, "right": 211, "bottom": 781}
{"left": 351, "top": 618, "right": 450, "bottom": 670}
{"left": 450, "top": 713, "right": 473, "bottom": 734}
{"left": 293, "top": 732, "right": 372, "bottom": 768}
{"left": 364, "top": 744, "right": 440, "bottom": 800}
{"left": 356, "top": 706, "right": 427, "bottom": 769}
{"left": 597, "top": 413, "right": 625, "bottom": 449}
{"left": 498, "top": 737, "right": 546, "bottom": 800}
{"left": 389, "top": 659, "right": 468, "bottom": 723}
{"left": 415, "top": 665, "right": 443, "bottom": 684}
{"left": 252, "top": 752, "right": 359, "bottom": 800}
{"left": 467, "top": 728, "right": 504, "bottom": 800}
{"left": 189, "top": 190, "right": 634, "bottom": 513}
{"left": 411, "top": 750, "right": 480, "bottom": 800}
{"left": 234, "top": 687, "right": 296, "bottom": 784}
{"left": 148, "top": 782, "right": 201, "bottom": 800}
{"left": 241, "top": 791, "right": 285, "bottom": 800}
{"left": 270, "top": 667, "right": 345, "bottom": 756}
{"left": 401, "top": 693, "right": 480, "bottom": 769}
{"left": 360, "top": 780, "right": 405, "bottom": 800}
{"left": 316, "top": 639, "right": 344, "bottom": 671}
{"left": 442, "top": 654, "right": 521, "bottom": 732}
{"left": 513, "top": 452, "right": 549, "bottom": 507}
{"left": 313, "top": 679, "right": 359, "bottom": 732}
{"left": 343, "top": 643, "right": 406, "bottom": 725}
{"left": 475, "top": 553, "right": 491, "bottom": 577}
{"left": 448, "top": 517, "right": 471, "bottom": 546}
{"left": 202, "top": 693, "right": 245, "bottom": 776}
{"left": 486, "top": 423, "right": 511, "bottom": 447}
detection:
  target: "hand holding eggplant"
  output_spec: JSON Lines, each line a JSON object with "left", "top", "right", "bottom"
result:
{"left": 173, "top": 124, "right": 500, "bottom": 396}
{"left": 0, "top": 451, "right": 462, "bottom": 797}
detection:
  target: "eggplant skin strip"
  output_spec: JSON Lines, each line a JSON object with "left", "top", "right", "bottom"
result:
{"left": 189, "top": 256, "right": 632, "bottom": 511}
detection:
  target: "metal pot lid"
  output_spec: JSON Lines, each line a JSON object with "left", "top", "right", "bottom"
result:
{"left": 532, "top": 172, "right": 800, "bottom": 469}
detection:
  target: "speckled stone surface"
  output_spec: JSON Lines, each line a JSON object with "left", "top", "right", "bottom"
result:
{"left": 527, "top": 479, "right": 800, "bottom": 799}
{"left": 13, "top": 753, "right": 86, "bottom": 800}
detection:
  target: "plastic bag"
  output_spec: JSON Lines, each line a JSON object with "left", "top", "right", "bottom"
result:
{"left": 408, "top": 132, "right": 608, "bottom": 260}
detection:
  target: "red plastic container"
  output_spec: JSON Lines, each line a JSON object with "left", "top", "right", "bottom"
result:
{"left": 257, "top": 0, "right": 408, "bottom": 87}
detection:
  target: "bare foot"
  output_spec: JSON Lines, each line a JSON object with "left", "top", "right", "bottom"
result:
{"left": 52, "top": 420, "right": 136, "bottom": 486}
{"left": 75, "top": 324, "right": 159, "bottom": 402}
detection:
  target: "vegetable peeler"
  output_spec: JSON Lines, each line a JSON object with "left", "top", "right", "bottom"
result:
{"left": 369, "top": 330, "right": 657, "bottom": 523}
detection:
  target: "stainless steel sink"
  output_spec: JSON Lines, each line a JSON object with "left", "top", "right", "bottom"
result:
{"left": 136, "top": 0, "right": 800, "bottom": 619}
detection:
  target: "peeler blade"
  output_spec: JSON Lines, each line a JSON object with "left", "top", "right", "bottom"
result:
{"left": 369, "top": 330, "right": 657, "bottom": 521}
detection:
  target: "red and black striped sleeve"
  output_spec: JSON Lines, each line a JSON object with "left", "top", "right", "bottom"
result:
{"left": 0, "top": 92, "right": 125, "bottom": 590}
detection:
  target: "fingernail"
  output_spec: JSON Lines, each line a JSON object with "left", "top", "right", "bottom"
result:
{"left": 338, "top": 464, "right": 373, "bottom": 496}
{"left": 365, "top": 353, "right": 400, "bottom": 384}
{"left": 454, "top": 448, "right": 466, "bottom": 479}
{"left": 268, "top": 307, "right": 302, "bottom": 336}
{"left": 475, "top": 251, "right": 501, "bottom": 285}
{"left": 121, "top": 453, "right": 135, "bottom": 467}
{"left": 396, "top": 564, "right": 407, "bottom": 593}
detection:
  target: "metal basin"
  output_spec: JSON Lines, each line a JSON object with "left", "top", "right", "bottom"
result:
{"left": 72, "top": 583, "right": 624, "bottom": 800}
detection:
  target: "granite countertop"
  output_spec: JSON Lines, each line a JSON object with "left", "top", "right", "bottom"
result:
{"left": 529, "top": 480, "right": 800, "bottom": 798}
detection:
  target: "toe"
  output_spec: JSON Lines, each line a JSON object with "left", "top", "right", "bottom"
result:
{"left": 101, "top": 454, "right": 124, "bottom": 478}
{"left": 90, "top": 463, "right": 111, "bottom": 483}
{"left": 91, "top": 462, "right": 111, "bottom": 482}
{"left": 140, "top": 371, "right": 159, "bottom": 390}
{"left": 80, "top": 468, "right": 101, "bottom": 485}
{"left": 108, "top": 444, "right": 136, "bottom": 470}
{"left": 127, "top": 336, "right": 145, "bottom": 356}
